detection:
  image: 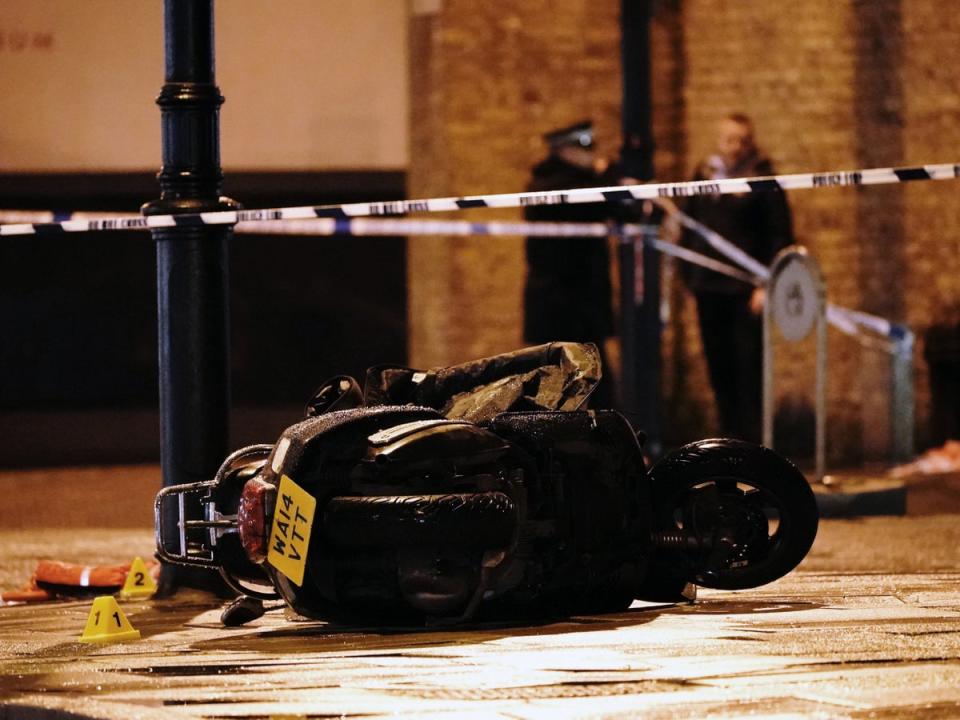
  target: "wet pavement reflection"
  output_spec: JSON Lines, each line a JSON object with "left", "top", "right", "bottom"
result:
{"left": 1, "top": 515, "right": 960, "bottom": 718}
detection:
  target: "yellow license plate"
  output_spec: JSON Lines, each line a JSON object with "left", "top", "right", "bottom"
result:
{"left": 266, "top": 474, "right": 316, "bottom": 586}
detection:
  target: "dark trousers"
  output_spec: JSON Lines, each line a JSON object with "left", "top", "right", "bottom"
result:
{"left": 694, "top": 292, "right": 762, "bottom": 443}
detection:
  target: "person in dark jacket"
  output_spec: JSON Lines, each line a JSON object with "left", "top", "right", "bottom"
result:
{"left": 681, "top": 113, "right": 794, "bottom": 442}
{"left": 523, "top": 120, "right": 615, "bottom": 405}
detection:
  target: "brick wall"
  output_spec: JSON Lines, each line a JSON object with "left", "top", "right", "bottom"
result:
{"left": 900, "top": 0, "right": 960, "bottom": 449}
{"left": 408, "top": 1, "right": 960, "bottom": 460}
{"left": 407, "top": 0, "right": 622, "bottom": 368}
{"left": 673, "top": 1, "right": 867, "bottom": 458}
{"left": 674, "top": 0, "right": 960, "bottom": 459}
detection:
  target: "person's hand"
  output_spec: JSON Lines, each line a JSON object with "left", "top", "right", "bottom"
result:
{"left": 749, "top": 287, "right": 766, "bottom": 315}
{"left": 651, "top": 196, "right": 679, "bottom": 215}
{"left": 661, "top": 214, "right": 681, "bottom": 242}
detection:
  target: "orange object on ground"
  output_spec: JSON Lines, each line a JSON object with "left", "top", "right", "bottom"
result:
{"left": 0, "top": 589, "right": 54, "bottom": 603}
{"left": 0, "top": 558, "right": 160, "bottom": 604}
{"left": 890, "top": 439, "right": 960, "bottom": 477}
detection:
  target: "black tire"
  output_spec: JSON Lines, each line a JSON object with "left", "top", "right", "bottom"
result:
{"left": 323, "top": 491, "right": 517, "bottom": 548}
{"left": 647, "top": 439, "right": 818, "bottom": 590}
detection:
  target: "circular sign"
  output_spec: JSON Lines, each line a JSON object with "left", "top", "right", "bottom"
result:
{"left": 771, "top": 256, "right": 820, "bottom": 342}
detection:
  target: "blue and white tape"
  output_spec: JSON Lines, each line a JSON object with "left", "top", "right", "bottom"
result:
{"left": 670, "top": 210, "right": 771, "bottom": 280}
{"left": 1, "top": 162, "right": 957, "bottom": 237}
{"left": 665, "top": 207, "right": 913, "bottom": 354}
{"left": 0, "top": 208, "right": 915, "bottom": 355}
{"left": 238, "top": 217, "right": 619, "bottom": 238}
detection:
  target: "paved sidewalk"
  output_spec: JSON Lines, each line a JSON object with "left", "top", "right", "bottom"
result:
{"left": 1, "top": 516, "right": 959, "bottom": 719}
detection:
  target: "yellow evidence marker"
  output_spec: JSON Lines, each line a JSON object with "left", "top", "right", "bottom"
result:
{"left": 120, "top": 556, "right": 157, "bottom": 600}
{"left": 79, "top": 595, "right": 141, "bottom": 643}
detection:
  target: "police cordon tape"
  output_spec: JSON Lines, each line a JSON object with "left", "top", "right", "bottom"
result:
{"left": 0, "top": 210, "right": 766, "bottom": 286}
{"left": 240, "top": 216, "right": 762, "bottom": 285}
{"left": 0, "top": 207, "right": 914, "bottom": 352}
{"left": 246, "top": 212, "right": 913, "bottom": 354}
{"left": 662, "top": 207, "right": 913, "bottom": 355}
{"left": 0, "top": 162, "right": 957, "bottom": 237}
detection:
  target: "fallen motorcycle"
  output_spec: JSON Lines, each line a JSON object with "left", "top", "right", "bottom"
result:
{"left": 155, "top": 342, "right": 819, "bottom": 625}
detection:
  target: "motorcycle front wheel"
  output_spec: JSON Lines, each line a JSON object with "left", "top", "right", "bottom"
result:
{"left": 646, "top": 439, "right": 819, "bottom": 590}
